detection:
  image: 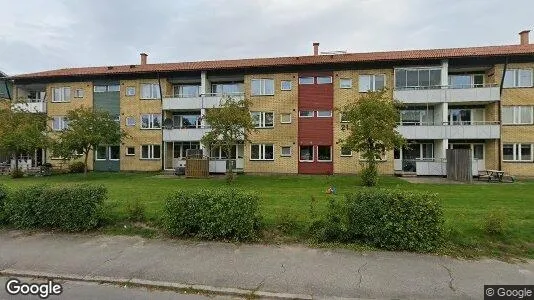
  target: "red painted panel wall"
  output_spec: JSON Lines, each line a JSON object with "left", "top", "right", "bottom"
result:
{"left": 298, "top": 71, "right": 334, "bottom": 175}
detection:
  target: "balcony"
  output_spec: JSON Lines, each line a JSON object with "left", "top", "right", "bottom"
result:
{"left": 163, "top": 93, "right": 244, "bottom": 110}
{"left": 12, "top": 100, "right": 46, "bottom": 113}
{"left": 393, "top": 84, "right": 500, "bottom": 104}
{"left": 163, "top": 127, "right": 210, "bottom": 142}
{"left": 397, "top": 122, "right": 500, "bottom": 139}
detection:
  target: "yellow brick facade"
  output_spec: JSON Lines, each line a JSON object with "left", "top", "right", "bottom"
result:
{"left": 243, "top": 73, "right": 298, "bottom": 174}
{"left": 332, "top": 69, "right": 395, "bottom": 174}
{"left": 119, "top": 79, "right": 163, "bottom": 171}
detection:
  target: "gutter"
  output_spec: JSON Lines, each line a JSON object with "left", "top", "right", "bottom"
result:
{"left": 498, "top": 57, "right": 509, "bottom": 171}
{"left": 157, "top": 73, "right": 165, "bottom": 172}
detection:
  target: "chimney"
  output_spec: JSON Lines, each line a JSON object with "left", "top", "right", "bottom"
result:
{"left": 140, "top": 53, "right": 148, "bottom": 65}
{"left": 313, "top": 42, "right": 320, "bottom": 56}
{"left": 519, "top": 30, "right": 530, "bottom": 45}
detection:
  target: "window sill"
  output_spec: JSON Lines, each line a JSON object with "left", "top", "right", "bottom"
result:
{"left": 299, "top": 160, "right": 314, "bottom": 163}
{"left": 340, "top": 155, "right": 353, "bottom": 157}
{"left": 280, "top": 155, "right": 291, "bottom": 157}
{"left": 502, "top": 160, "right": 533, "bottom": 163}
{"left": 251, "top": 94, "right": 275, "bottom": 97}
{"left": 249, "top": 159, "right": 275, "bottom": 161}
{"left": 140, "top": 158, "right": 161, "bottom": 161}
{"left": 340, "top": 86, "right": 352, "bottom": 89}
{"left": 125, "top": 154, "right": 135, "bottom": 156}
{"left": 317, "top": 160, "right": 333, "bottom": 162}
{"left": 502, "top": 123, "right": 534, "bottom": 126}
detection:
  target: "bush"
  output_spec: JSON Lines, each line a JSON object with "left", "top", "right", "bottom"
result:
{"left": 360, "top": 165, "right": 378, "bottom": 187}
{"left": 126, "top": 199, "right": 146, "bottom": 222}
{"left": 310, "top": 197, "right": 348, "bottom": 242}
{"left": 345, "top": 189, "right": 444, "bottom": 252}
{"left": 10, "top": 168, "right": 24, "bottom": 179}
{"left": 164, "top": 189, "right": 261, "bottom": 241}
{"left": 4, "top": 184, "right": 106, "bottom": 231}
{"left": 275, "top": 212, "right": 300, "bottom": 234}
{"left": 483, "top": 209, "right": 508, "bottom": 235}
{"left": 0, "top": 184, "right": 7, "bottom": 224}
{"left": 69, "top": 162, "right": 86, "bottom": 173}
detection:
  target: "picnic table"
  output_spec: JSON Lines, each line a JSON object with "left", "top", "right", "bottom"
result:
{"left": 478, "top": 170, "right": 514, "bottom": 183}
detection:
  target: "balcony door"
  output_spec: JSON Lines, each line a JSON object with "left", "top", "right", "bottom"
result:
{"left": 448, "top": 108, "right": 484, "bottom": 125}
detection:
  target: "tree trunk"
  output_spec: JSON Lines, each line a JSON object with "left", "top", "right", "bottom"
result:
{"left": 84, "top": 150, "right": 89, "bottom": 175}
{"left": 225, "top": 145, "right": 234, "bottom": 183}
{"left": 14, "top": 151, "right": 19, "bottom": 171}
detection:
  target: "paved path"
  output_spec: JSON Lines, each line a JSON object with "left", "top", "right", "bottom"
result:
{"left": 0, "top": 230, "right": 532, "bottom": 299}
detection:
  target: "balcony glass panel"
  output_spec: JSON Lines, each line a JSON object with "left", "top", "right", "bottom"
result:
{"left": 173, "top": 85, "right": 200, "bottom": 98}
{"left": 211, "top": 83, "right": 243, "bottom": 96}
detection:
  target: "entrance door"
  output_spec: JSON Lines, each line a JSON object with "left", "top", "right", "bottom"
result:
{"left": 94, "top": 145, "right": 120, "bottom": 171}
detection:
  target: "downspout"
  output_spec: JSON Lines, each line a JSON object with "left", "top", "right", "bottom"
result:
{"left": 157, "top": 73, "right": 165, "bottom": 171}
{"left": 498, "top": 57, "right": 509, "bottom": 171}
{"left": 4, "top": 79, "right": 12, "bottom": 100}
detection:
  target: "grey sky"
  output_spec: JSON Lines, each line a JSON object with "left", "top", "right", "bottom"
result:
{"left": 0, "top": 0, "right": 532, "bottom": 75}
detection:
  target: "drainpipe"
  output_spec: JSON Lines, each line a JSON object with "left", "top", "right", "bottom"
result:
{"left": 157, "top": 73, "right": 165, "bottom": 171}
{"left": 4, "top": 79, "right": 12, "bottom": 100}
{"left": 498, "top": 57, "right": 509, "bottom": 171}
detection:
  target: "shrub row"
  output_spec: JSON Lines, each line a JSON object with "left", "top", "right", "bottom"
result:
{"left": 164, "top": 189, "right": 261, "bottom": 241}
{"left": 3, "top": 184, "right": 106, "bottom": 231}
{"left": 0, "top": 184, "right": 7, "bottom": 224}
{"left": 313, "top": 188, "right": 444, "bottom": 252}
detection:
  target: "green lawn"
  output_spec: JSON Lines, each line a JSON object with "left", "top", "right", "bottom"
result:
{"left": 1, "top": 172, "right": 533, "bottom": 258}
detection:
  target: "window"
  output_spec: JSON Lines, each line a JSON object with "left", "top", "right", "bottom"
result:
{"left": 126, "top": 87, "right": 136, "bottom": 96}
{"left": 95, "top": 146, "right": 107, "bottom": 160}
{"left": 74, "top": 89, "right": 84, "bottom": 98}
{"left": 126, "top": 117, "right": 136, "bottom": 126}
{"left": 503, "top": 143, "right": 533, "bottom": 162}
{"left": 126, "top": 147, "right": 135, "bottom": 156}
{"left": 107, "top": 85, "right": 120, "bottom": 92}
{"left": 251, "top": 112, "right": 274, "bottom": 128}
{"left": 211, "top": 83, "right": 243, "bottom": 95}
{"left": 395, "top": 68, "right": 441, "bottom": 89}
{"left": 502, "top": 106, "right": 533, "bottom": 125}
{"left": 299, "top": 146, "right": 314, "bottom": 162}
{"left": 281, "top": 80, "right": 292, "bottom": 91}
{"left": 250, "top": 144, "right": 274, "bottom": 160}
{"left": 141, "top": 145, "right": 161, "bottom": 159}
{"left": 316, "top": 110, "right": 332, "bottom": 117}
{"left": 473, "top": 144, "right": 484, "bottom": 160}
{"left": 340, "top": 78, "right": 352, "bottom": 89}
{"left": 449, "top": 74, "right": 484, "bottom": 88}
{"left": 503, "top": 69, "right": 533, "bottom": 88}
{"left": 140, "top": 83, "right": 161, "bottom": 99}
{"left": 281, "top": 146, "right": 291, "bottom": 157}
{"left": 141, "top": 114, "right": 162, "bottom": 129}
{"left": 340, "top": 113, "right": 349, "bottom": 123}
{"left": 280, "top": 113, "right": 292, "bottom": 124}
{"left": 341, "top": 147, "right": 352, "bottom": 156}
{"left": 93, "top": 86, "right": 107, "bottom": 93}
{"left": 172, "top": 114, "right": 201, "bottom": 129}
{"left": 359, "top": 74, "right": 386, "bottom": 92}
{"left": 251, "top": 79, "right": 274, "bottom": 96}
{"left": 173, "top": 84, "right": 200, "bottom": 97}
{"left": 317, "top": 146, "right": 332, "bottom": 161}
{"left": 109, "top": 146, "right": 120, "bottom": 160}
{"left": 400, "top": 108, "right": 434, "bottom": 125}
{"left": 298, "top": 77, "right": 314, "bottom": 85}
{"left": 52, "top": 116, "right": 68, "bottom": 131}
{"left": 299, "top": 111, "right": 314, "bottom": 118}
{"left": 317, "top": 76, "right": 332, "bottom": 84}
{"left": 52, "top": 87, "right": 71, "bottom": 102}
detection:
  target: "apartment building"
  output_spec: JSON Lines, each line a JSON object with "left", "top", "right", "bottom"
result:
{"left": 6, "top": 31, "right": 534, "bottom": 176}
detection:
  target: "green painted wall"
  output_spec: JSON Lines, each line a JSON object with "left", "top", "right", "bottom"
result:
{"left": 93, "top": 80, "right": 120, "bottom": 171}
{"left": 0, "top": 79, "right": 12, "bottom": 99}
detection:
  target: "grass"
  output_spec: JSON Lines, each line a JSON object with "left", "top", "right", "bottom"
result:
{"left": 1, "top": 172, "right": 533, "bottom": 259}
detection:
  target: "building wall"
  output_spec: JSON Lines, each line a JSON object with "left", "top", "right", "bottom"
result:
{"left": 243, "top": 73, "right": 299, "bottom": 174}
{"left": 332, "top": 69, "right": 395, "bottom": 174}
{"left": 120, "top": 79, "right": 163, "bottom": 171}
{"left": 46, "top": 81, "right": 94, "bottom": 169}
{"left": 495, "top": 62, "right": 534, "bottom": 176}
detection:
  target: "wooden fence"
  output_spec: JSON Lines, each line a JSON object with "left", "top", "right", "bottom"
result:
{"left": 446, "top": 149, "right": 472, "bottom": 182}
{"left": 185, "top": 157, "right": 209, "bottom": 178}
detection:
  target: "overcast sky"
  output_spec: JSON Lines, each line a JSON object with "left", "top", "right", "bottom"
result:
{"left": 0, "top": 0, "right": 532, "bottom": 75}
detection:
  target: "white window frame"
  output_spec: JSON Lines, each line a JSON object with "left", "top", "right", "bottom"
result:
{"left": 251, "top": 112, "right": 274, "bottom": 128}
{"left": 250, "top": 144, "right": 274, "bottom": 161}
{"left": 126, "top": 86, "right": 136, "bottom": 96}
{"left": 299, "top": 110, "right": 314, "bottom": 118}
{"left": 340, "top": 147, "right": 353, "bottom": 157}
{"left": 52, "top": 116, "right": 68, "bottom": 131}
{"left": 140, "top": 114, "right": 162, "bottom": 129}
{"left": 126, "top": 147, "right": 135, "bottom": 156}
{"left": 251, "top": 79, "right": 275, "bottom": 96}
{"left": 74, "top": 89, "right": 84, "bottom": 98}
{"left": 52, "top": 87, "right": 71, "bottom": 103}
{"left": 298, "top": 77, "right": 314, "bottom": 85}
{"left": 340, "top": 78, "right": 352, "bottom": 89}
{"left": 280, "top": 146, "right": 291, "bottom": 157}
{"left": 140, "top": 83, "right": 161, "bottom": 99}
{"left": 280, "top": 113, "right": 292, "bottom": 124}
{"left": 140, "top": 145, "right": 161, "bottom": 160}
{"left": 316, "top": 76, "right": 333, "bottom": 84}
{"left": 95, "top": 146, "right": 107, "bottom": 161}
{"left": 108, "top": 146, "right": 121, "bottom": 161}
{"left": 280, "top": 80, "right": 292, "bottom": 91}
{"left": 502, "top": 143, "right": 534, "bottom": 162}
{"left": 299, "top": 145, "right": 314, "bottom": 162}
{"left": 316, "top": 110, "right": 332, "bottom": 118}
{"left": 359, "top": 74, "right": 386, "bottom": 92}
{"left": 503, "top": 69, "right": 534, "bottom": 88}
{"left": 316, "top": 145, "right": 332, "bottom": 162}
{"left": 502, "top": 106, "right": 534, "bottom": 125}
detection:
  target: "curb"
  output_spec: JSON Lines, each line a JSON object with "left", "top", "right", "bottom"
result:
{"left": 0, "top": 269, "right": 314, "bottom": 299}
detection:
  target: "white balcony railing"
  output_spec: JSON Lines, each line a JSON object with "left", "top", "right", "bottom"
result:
{"left": 12, "top": 100, "right": 46, "bottom": 113}
{"left": 163, "top": 93, "right": 244, "bottom": 110}
{"left": 163, "top": 127, "right": 211, "bottom": 142}
{"left": 394, "top": 84, "right": 500, "bottom": 103}
{"left": 397, "top": 121, "right": 500, "bottom": 139}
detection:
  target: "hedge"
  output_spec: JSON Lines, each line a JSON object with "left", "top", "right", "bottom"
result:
{"left": 345, "top": 189, "right": 444, "bottom": 252}
{"left": 0, "top": 184, "right": 7, "bottom": 224}
{"left": 4, "top": 184, "right": 107, "bottom": 231}
{"left": 164, "top": 189, "right": 261, "bottom": 241}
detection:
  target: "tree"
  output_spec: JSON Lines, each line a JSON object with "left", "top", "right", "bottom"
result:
{"left": 52, "top": 107, "right": 127, "bottom": 175}
{"left": 339, "top": 90, "right": 405, "bottom": 186}
{"left": 201, "top": 96, "right": 255, "bottom": 183}
{"left": 0, "top": 100, "right": 49, "bottom": 177}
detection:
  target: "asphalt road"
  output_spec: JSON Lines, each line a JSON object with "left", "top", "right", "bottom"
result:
{"left": 0, "top": 276, "right": 237, "bottom": 300}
